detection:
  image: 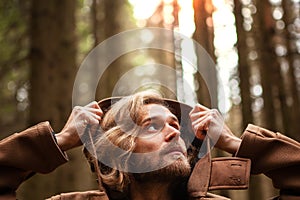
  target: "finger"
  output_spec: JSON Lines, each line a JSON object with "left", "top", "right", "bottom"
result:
{"left": 193, "top": 115, "right": 211, "bottom": 132}
{"left": 88, "top": 116, "right": 101, "bottom": 125}
{"left": 76, "top": 110, "right": 102, "bottom": 126}
{"left": 191, "top": 108, "right": 222, "bottom": 122}
{"left": 86, "top": 112, "right": 102, "bottom": 122}
{"left": 192, "top": 109, "right": 222, "bottom": 130}
{"left": 189, "top": 110, "right": 210, "bottom": 122}
{"left": 193, "top": 117, "right": 211, "bottom": 140}
{"left": 189, "top": 104, "right": 210, "bottom": 118}
{"left": 192, "top": 103, "right": 210, "bottom": 112}
{"left": 91, "top": 113, "right": 101, "bottom": 123}
{"left": 195, "top": 130, "right": 206, "bottom": 140}
{"left": 189, "top": 106, "right": 212, "bottom": 122}
{"left": 84, "top": 107, "right": 103, "bottom": 117}
{"left": 85, "top": 101, "right": 101, "bottom": 109}
{"left": 191, "top": 114, "right": 209, "bottom": 129}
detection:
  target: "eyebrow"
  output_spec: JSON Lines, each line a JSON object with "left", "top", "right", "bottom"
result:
{"left": 141, "top": 115, "right": 179, "bottom": 125}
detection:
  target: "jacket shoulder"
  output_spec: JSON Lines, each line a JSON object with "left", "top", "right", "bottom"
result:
{"left": 46, "top": 190, "right": 109, "bottom": 200}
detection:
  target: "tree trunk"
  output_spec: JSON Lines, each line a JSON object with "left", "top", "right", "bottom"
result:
{"left": 280, "top": 0, "right": 300, "bottom": 139}
{"left": 233, "top": 0, "right": 253, "bottom": 128}
{"left": 252, "top": 0, "right": 277, "bottom": 130}
{"left": 93, "top": 0, "right": 131, "bottom": 100}
{"left": 28, "top": 0, "right": 76, "bottom": 129}
{"left": 18, "top": 1, "right": 96, "bottom": 199}
{"left": 233, "top": 0, "right": 264, "bottom": 199}
{"left": 145, "top": 1, "right": 177, "bottom": 99}
{"left": 193, "top": 0, "right": 217, "bottom": 108}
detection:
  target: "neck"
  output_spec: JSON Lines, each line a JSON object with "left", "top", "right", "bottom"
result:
{"left": 130, "top": 180, "right": 176, "bottom": 200}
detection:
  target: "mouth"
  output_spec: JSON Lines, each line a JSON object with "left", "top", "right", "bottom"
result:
{"left": 162, "top": 145, "right": 186, "bottom": 157}
{"left": 169, "top": 148, "right": 184, "bottom": 154}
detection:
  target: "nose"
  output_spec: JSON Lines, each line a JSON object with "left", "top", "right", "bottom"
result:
{"left": 164, "top": 125, "right": 181, "bottom": 142}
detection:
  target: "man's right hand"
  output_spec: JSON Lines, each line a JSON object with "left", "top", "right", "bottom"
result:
{"left": 55, "top": 101, "right": 103, "bottom": 151}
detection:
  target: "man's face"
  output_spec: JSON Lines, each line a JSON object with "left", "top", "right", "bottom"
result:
{"left": 132, "top": 103, "right": 191, "bottom": 180}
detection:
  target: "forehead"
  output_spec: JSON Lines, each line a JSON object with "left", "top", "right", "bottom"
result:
{"left": 140, "top": 104, "right": 178, "bottom": 120}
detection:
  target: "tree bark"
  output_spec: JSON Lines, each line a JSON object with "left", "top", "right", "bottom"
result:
{"left": 193, "top": 0, "right": 217, "bottom": 108}
{"left": 233, "top": 0, "right": 253, "bottom": 128}
{"left": 93, "top": 0, "right": 131, "bottom": 100}
{"left": 18, "top": 1, "right": 96, "bottom": 199}
{"left": 280, "top": 0, "right": 300, "bottom": 139}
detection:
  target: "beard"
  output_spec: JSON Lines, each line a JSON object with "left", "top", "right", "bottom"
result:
{"left": 133, "top": 159, "right": 191, "bottom": 183}
{"left": 131, "top": 146, "right": 191, "bottom": 183}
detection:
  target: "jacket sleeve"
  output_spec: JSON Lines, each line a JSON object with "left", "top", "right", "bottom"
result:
{"left": 0, "top": 122, "right": 68, "bottom": 193}
{"left": 235, "top": 124, "right": 300, "bottom": 190}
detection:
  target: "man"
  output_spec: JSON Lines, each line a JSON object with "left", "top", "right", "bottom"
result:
{"left": 86, "top": 91, "right": 244, "bottom": 200}
{"left": 1, "top": 91, "right": 300, "bottom": 200}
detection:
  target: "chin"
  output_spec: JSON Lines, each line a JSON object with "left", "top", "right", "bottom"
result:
{"left": 164, "top": 157, "right": 191, "bottom": 178}
{"left": 133, "top": 157, "right": 191, "bottom": 183}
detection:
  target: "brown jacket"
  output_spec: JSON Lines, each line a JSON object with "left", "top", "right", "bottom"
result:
{"left": 237, "top": 124, "right": 300, "bottom": 190}
{"left": 0, "top": 122, "right": 68, "bottom": 200}
{"left": 0, "top": 122, "right": 300, "bottom": 199}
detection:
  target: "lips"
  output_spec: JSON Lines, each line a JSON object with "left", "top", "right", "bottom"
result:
{"left": 161, "top": 144, "right": 186, "bottom": 157}
{"left": 168, "top": 147, "right": 185, "bottom": 155}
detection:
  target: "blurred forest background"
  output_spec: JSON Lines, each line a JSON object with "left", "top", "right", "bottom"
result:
{"left": 0, "top": 0, "right": 299, "bottom": 199}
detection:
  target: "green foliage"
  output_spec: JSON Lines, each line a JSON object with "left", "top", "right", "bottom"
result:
{"left": 0, "top": 0, "right": 30, "bottom": 128}
{"left": 76, "top": 0, "right": 93, "bottom": 63}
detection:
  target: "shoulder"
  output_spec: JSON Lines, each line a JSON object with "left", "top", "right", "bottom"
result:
{"left": 46, "top": 190, "right": 109, "bottom": 200}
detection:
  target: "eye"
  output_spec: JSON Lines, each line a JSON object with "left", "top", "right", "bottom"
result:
{"left": 170, "top": 122, "right": 180, "bottom": 130}
{"left": 146, "top": 122, "right": 162, "bottom": 133}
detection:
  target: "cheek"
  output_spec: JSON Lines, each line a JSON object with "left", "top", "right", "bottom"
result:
{"left": 179, "top": 138, "right": 188, "bottom": 154}
{"left": 134, "top": 136, "right": 163, "bottom": 153}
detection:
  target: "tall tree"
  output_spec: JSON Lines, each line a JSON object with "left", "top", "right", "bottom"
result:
{"left": 233, "top": 0, "right": 279, "bottom": 198}
{"left": 233, "top": 0, "right": 253, "bottom": 129}
{"left": 280, "top": 0, "right": 300, "bottom": 139}
{"left": 92, "top": 0, "right": 135, "bottom": 99}
{"left": 233, "top": 0, "right": 266, "bottom": 199}
{"left": 253, "top": 0, "right": 279, "bottom": 130}
{"left": 18, "top": 0, "right": 95, "bottom": 199}
{"left": 192, "top": 0, "right": 225, "bottom": 197}
{"left": 28, "top": 0, "right": 76, "bottom": 129}
{"left": 0, "top": 0, "right": 30, "bottom": 137}
{"left": 145, "top": 1, "right": 177, "bottom": 99}
{"left": 193, "top": 0, "right": 217, "bottom": 108}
